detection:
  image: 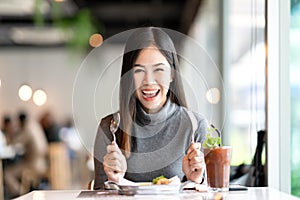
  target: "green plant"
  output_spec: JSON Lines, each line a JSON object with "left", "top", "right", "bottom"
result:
{"left": 33, "top": 1, "right": 99, "bottom": 52}
{"left": 292, "top": 167, "right": 300, "bottom": 197}
{"left": 59, "top": 9, "right": 97, "bottom": 52}
{"left": 33, "top": 0, "right": 44, "bottom": 27}
{"left": 203, "top": 125, "right": 222, "bottom": 148}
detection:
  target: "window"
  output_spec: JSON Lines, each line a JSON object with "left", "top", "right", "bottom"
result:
{"left": 290, "top": 0, "right": 300, "bottom": 197}
{"left": 227, "top": 0, "right": 266, "bottom": 166}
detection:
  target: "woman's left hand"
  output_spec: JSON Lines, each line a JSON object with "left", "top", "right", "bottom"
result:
{"left": 182, "top": 142, "right": 205, "bottom": 183}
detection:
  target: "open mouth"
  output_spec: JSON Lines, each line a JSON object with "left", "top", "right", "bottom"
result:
{"left": 142, "top": 89, "right": 160, "bottom": 99}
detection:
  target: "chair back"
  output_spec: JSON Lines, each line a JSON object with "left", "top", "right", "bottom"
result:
{"left": 48, "top": 142, "right": 71, "bottom": 189}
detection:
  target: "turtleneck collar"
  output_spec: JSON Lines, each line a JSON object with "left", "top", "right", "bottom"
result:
{"left": 135, "top": 98, "right": 178, "bottom": 126}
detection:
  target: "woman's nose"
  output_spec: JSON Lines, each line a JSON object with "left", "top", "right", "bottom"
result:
{"left": 143, "top": 71, "right": 155, "bottom": 84}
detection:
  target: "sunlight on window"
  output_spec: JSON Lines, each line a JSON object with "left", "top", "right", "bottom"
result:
{"left": 227, "top": 0, "right": 266, "bottom": 166}
{"left": 290, "top": 1, "right": 300, "bottom": 197}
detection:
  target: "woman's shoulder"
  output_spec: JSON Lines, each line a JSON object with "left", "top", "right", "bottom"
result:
{"left": 97, "top": 113, "right": 115, "bottom": 131}
{"left": 180, "top": 107, "right": 207, "bottom": 123}
{"left": 179, "top": 107, "right": 208, "bottom": 143}
{"left": 98, "top": 111, "right": 120, "bottom": 129}
{"left": 99, "top": 113, "right": 113, "bottom": 127}
{"left": 96, "top": 113, "right": 116, "bottom": 140}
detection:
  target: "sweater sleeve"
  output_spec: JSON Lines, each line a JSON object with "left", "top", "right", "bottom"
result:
{"left": 181, "top": 110, "right": 208, "bottom": 183}
{"left": 93, "top": 115, "right": 113, "bottom": 190}
{"left": 195, "top": 116, "right": 209, "bottom": 145}
{"left": 190, "top": 111, "right": 208, "bottom": 145}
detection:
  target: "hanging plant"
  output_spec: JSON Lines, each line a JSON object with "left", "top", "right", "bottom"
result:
{"left": 33, "top": 0, "right": 45, "bottom": 27}
{"left": 34, "top": 1, "right": 100, "bottom": 53}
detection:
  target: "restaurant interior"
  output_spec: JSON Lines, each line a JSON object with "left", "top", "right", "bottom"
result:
{"left": 0, "top": 0, "right": 299, "bottom": 199}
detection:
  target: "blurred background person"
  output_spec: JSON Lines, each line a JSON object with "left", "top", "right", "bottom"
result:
{"left": 1, "top": 115, "right": 16, "bottom": 145}
{"left": 1, "top": 115, "right": 18, "bottom": 168}
{"left": 39, "top": 111, "right": 61, "bottom": 143}
{"left": 4, "top": 111, "right": 48, "bottom": 198}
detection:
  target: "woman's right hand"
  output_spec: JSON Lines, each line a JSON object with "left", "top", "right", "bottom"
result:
{"left": 103, "top": 143, "right": 127, "bottom": 183}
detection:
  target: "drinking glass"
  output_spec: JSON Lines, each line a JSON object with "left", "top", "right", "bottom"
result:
{"left": 204, "top": 146, "right": 232, "bottom": 192}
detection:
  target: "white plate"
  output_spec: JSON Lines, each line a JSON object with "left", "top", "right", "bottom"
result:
{"left": 120, "top": 184, "right": 181, "bottom": 195}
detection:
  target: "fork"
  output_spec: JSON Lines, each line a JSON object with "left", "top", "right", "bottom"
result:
{"left": 110, "top": 112, "right": 120, "bottom": 145}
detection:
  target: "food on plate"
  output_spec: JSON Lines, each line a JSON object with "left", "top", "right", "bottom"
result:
{"left": 152, "top": 175, "right": 171, "bottom": 185}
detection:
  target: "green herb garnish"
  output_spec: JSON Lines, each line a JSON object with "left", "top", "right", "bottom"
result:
{"left": 152, "top": 175, "right": 165, "bottom": 184}
{"left": 203, "top": 124, "right": 222, "bottom": 148}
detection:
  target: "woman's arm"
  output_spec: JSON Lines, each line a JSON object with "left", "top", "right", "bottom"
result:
{"left": 182, "top": 111, "right": 208, "bottom": 183}
{"left": 93, "top": 116, "right": 112, "bottom": 189}
{"left": 93, "top": 114, "right": 127, "bottom": 189}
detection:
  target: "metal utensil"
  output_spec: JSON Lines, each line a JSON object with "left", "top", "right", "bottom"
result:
{"left": 104, "top": 181, "right": 135, "bottom": 195}
{"left": 104, "top": 181, "right": 121, "bottom": 190}
{"left": 210, "top": 124, "right": 222, "bottom": 147}
{"left": 110, "top": 112, "right": 120, "bottom": 144}
{"left": 180, "top": 180, "right": 193, "bottom": 191}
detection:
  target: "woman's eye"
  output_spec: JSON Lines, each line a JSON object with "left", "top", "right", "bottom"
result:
{"left": 134, "top": 69, "right": 144, "bottom": 73}
{"left": 154, "top": 68, "right": 164, "bottom": 72}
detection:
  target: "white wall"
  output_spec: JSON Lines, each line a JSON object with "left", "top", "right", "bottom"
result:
{"left": 0, "top": 45, "right": 123, "bottom": 152}
{"left": 0, "top": 47, "right": 82, "bottom": 124}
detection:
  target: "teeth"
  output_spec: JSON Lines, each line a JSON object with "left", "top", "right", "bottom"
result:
{"left": 142, "top": 90, "right": 158, "bottom": 94}
{"left": 142, "top": 89, "right": 159, "bottom": 98}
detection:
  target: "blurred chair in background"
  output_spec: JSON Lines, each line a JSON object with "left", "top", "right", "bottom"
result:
{"left": 47, "top": 142, "right": 71, "bottom": 190}
{"left": 59, "top": 118, "right": 87, "bottom": 188}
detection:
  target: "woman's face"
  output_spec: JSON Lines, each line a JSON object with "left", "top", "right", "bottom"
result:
{"left": 133, "top": 47, "right": 172, "bottom": 113}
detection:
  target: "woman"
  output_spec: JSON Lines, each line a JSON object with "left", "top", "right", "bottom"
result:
{"left": 93, "top": 27, "right": 208, "bottom": 190}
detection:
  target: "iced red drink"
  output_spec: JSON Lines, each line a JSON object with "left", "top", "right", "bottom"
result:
{"left": 204, "top": 146, "right": 232, "bottom": 192}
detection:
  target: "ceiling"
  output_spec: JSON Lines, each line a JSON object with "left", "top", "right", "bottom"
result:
{"left": 0, "top": 0, "right": 203, "bottom": 47}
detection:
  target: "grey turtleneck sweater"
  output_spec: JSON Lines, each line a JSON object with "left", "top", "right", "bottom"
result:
{"left": 93, "top": 99, "right": 208, "bottom": 189}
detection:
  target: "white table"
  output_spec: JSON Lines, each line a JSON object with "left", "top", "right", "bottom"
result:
{"left": 14, "top": 187, "right": 300, "bottom": 200}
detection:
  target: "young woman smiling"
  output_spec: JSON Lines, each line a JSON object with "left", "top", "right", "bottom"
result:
{"left": 93, "top": 27, "right": 208, "bottom": 189}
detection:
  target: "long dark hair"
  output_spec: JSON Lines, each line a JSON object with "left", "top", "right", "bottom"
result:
{"left": 119, "top": 27, "right": 187, "bottom": 157}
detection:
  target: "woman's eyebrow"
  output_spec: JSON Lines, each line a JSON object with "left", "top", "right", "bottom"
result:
{"left": 133, "top": 64, "right": 145, "bottom": 67}
{"left": 133, "top": 63, "right": 166, "bottom": 67}
{"left": 153, "top": 63, "right": 166, "bottom": 67}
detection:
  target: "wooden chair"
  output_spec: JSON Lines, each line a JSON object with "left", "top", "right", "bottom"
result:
{"left": 48, "top": 142, "right": 71, "bottom": 189}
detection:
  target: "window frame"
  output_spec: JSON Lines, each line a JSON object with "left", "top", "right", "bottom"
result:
{"left": 267, "top": 0, "right": 291, "bottom": 193}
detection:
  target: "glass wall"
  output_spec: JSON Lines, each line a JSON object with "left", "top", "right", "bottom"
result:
{"left": 226, "top": 0, "right": 266, "bottom": 166}
{"left": 187, "top": 0, "right": 266, "bottom": 169}
{"left": 290, "top": 0, "right": 300, "bottom": 197}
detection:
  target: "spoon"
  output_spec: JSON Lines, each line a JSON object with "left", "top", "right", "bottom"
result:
{"left": 110, "top": 112, "right": 120, "bottom": 145}
{"left": 210, "top": 124, "right": 221, "bottom": 147}
{"left": 104, "top": 181, "right": 137, "bottom": 195}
